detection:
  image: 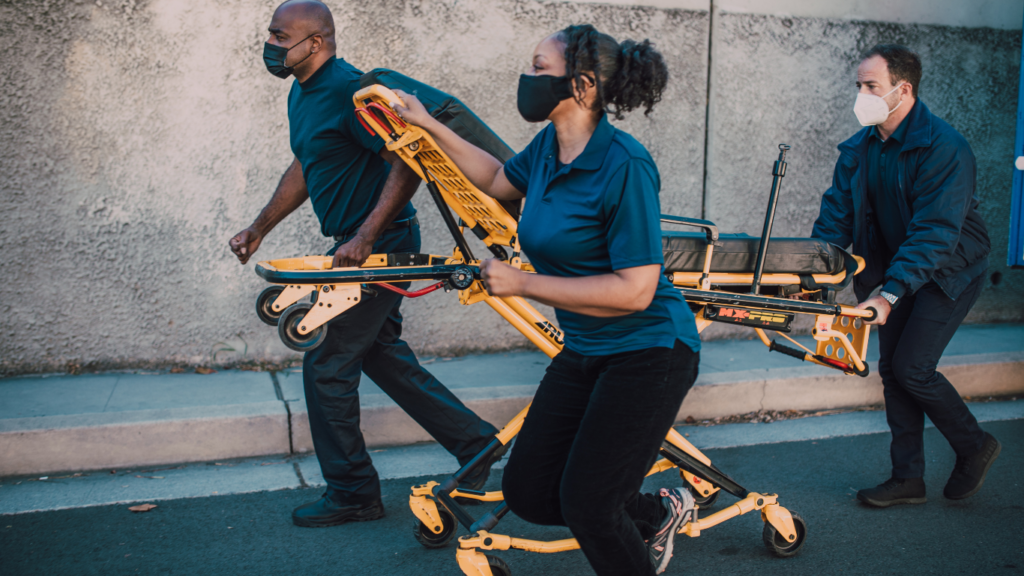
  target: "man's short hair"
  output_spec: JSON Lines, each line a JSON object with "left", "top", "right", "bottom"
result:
{"left": 861, "top": 44, "right": 922, "bottom": 98}
{"left": 279, "top": 0, "right": 335, "bottom": 40}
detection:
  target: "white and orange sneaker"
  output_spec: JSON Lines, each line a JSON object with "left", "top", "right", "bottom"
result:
{"left": 647, "top": 487, "right": 695, "bottom": 574}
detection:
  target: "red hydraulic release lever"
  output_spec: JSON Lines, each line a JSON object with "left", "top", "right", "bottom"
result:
{"left": 366, "top": 102, "right": 406, "bottom": 128}
{"left": 376, "top": 281, "right": 445, "bottom": 298}
{"left": 354, "top": 108, "right": 377, "bottom": 136}
{"left": 354, "top": 103, "right": 406, "bottom": 138}
{"left": 817, "top": 356, "right": 850, "bottom": 370}
{"left": 814, "top": 355, "right": 868, "bottom": 377}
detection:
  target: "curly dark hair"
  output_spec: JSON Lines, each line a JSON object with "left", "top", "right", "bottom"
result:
{"left": 556, "top": 24, "right": 669, "bottom": 119}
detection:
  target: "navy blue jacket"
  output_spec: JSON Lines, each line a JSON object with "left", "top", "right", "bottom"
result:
{"left": 811, "top": 100, "right": 990, "bottom": 303}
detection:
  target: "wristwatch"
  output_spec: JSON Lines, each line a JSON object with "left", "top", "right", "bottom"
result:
{"left": 879, "top": 291, "right": 899, "bottom": 306}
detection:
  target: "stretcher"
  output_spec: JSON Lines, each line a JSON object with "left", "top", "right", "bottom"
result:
{"left": 252, "top": 73, "right": 876, "bottom": 576}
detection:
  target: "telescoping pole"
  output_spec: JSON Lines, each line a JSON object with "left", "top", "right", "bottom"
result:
{"left": 750, "top": 144, "right": 790, "bottom": 295}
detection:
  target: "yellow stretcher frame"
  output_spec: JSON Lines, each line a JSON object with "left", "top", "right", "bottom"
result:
{"left": 251, "top": 85, "right": 877, "bottom": 576}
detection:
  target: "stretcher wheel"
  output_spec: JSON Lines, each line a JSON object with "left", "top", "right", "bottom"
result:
{"left": 256, "top": 286, "right": 285, "bottom": 326}
{"left": 484, "top": 554, "right": 510, "bottom": 576}
{"left": 686, "top": 483, "right": 720, "bottom": 509}
{"left": 450, "top": 266, "right": 474, "bottom": 290}
{"left": 413, "top": 508, "right": 457, "bottom": 548}
{"left": 277, "top": 302, "right": 327, "bottom": 352}
{"left": 762, "top": 511, "right": 806, "bottom": 558}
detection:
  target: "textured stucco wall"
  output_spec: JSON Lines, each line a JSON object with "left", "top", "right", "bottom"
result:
{"left": 0, "top": 0, "right": 708, "bottom": 374}
{"left": 0, "top": 0, "right": 1020, "bottom": 375}
{"left": 704, "top": 12, "right": 1024, "bottom": 323}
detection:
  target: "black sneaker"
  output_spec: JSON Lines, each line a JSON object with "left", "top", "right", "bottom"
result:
{"left": 455, "top": 442, "right": 510, "bottom": 505}
{"left": 647, "top": 487, "right": 695, "bottom": 574}
{"left": 944, "top": 432, "right": 1001, "bottom": 500}
{"left": 856, "top": 477, "right": 927, "bottom": 507}
{"left": 291, "top": 493, "right": 384, "bottom": 527}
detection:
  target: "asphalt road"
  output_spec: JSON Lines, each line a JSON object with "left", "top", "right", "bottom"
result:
{"left": 3, "top": 420, "right": 1021, "bottom": 576}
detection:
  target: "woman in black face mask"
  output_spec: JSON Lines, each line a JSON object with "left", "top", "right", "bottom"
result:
{"left": 394, "top": 24, "right": 699, "bottom": 576}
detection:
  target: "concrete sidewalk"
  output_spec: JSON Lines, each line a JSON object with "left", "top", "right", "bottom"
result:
{"left": 2, "top": 324, "right": 1022, "bottom": 477}
{"left": 3, "top": 399, "right": 1022, "bottom": 516}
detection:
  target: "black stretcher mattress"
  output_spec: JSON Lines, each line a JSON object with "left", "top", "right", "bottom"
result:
{"left": 662, "top": 232, "right": 845, "bottom": 275}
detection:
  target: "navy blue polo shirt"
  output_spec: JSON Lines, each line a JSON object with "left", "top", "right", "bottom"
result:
{"left": 867, "top": 103, "right": 913, "bottom": 257}
{"left": 287, "top": 57, "right": 415, "bottom": 238}
{"left": 503, "top": 115, "right": 701, "bottom": 356}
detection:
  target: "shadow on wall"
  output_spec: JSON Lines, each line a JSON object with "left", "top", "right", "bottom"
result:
{"left": 0, "top": 0, "right": 1018, "bottom": 375}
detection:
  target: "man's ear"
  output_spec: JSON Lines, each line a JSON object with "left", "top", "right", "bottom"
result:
{"left": 311, "top": 34, "right": 323, "bottom": 53}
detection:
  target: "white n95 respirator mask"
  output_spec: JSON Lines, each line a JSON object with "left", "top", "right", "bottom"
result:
{"left": 853, "top": 83, "right": 905, "bottom": 126}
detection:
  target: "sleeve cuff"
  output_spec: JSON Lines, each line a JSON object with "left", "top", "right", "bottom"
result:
{"left": 369, "top": 137, "right": 386, "bottom": 155}
{"left": 609, "top": 256, "right": 663, "bottom": 271}
{"left": 881, "top": 280, "right": 907, "bottom": 307}
{"left": 503, "top": 165, "right": 528, "bottom": 195}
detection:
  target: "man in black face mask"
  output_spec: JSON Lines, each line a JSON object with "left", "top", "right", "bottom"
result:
{"left": 229, "top": 0, "right": 502, "bottom": 528}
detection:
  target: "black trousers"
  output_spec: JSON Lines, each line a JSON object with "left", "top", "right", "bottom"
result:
{"left": 303, "top": 224, "right": 498, "bottom": 504}
{"left": 502, "top": 339, "right": 699, "bottom": 576}
{"left": 877, "top": 275, "right": 986, "bottom": 479}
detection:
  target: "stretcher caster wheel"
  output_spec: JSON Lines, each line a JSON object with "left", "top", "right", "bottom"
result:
{"left": 256, "top": 286, "right": 285, "bottom": 326}
{"left": 762, "top": 511, "right": 806, "bottom": 558}
{"left": 484, "top": 554, "right": 510, "bottom": 576}
{"left": 687, "top": 484, "right": 720, "bottom": 509}
{"left": 278, "top": 302, "right": 327, "bottom": 352}
{"left": 413, "top": 508, "right": 457, "bottom": 548}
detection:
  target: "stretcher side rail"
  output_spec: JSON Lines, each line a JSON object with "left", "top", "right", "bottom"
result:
{"left": 660, "top": 215, "right": 720, "bottom": 242}
{"left": 255, "top": 259, "right": 477, "bottom": 286}
{"left": 661, "top": 215, "right": 720, "bottom": 291}
{"left": 677, "top": 287, "right": 876, "bottom": 320}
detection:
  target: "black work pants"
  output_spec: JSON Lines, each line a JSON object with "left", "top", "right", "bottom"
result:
{"left": 877, "top": 275, "right": 986, "bottom": 479}
{"left": 303, "top": 224, "right": 498, "bottom": 504}
{"left": 502, "top": 339, "right": 699, "bottom": 576}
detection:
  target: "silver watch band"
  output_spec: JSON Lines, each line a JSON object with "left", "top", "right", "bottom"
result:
{"left": 880, "top": 291, "right": 898, "bottom": 305}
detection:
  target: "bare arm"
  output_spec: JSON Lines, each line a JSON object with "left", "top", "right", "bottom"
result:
{"left": 480, "top": 260, "right": 662, "bottom": 317}
{"left": 331, "top": 149, "right": 422, "bottom": 267}
{"left": 390, "top": 91, "right": 523, "bottom": 201}
{"left": 229, "top": 157, "right": 308, "bottom": 264}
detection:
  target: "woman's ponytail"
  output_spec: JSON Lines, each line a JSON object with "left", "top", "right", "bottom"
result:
{"left": 606, "top": 39, "right": 668, "bottom": 118}
{"left": 558, "top": 24, "right": 669, "bottom": 119}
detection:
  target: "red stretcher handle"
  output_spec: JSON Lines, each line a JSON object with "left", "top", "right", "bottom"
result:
{"left": 365, "top": 102, "right": 406, "bottom": 128}
{"left": 354, "top": 108, "right": 377, "bottom": 136}
{"left": 354, "top": 103, "right": 407, "bottom": 138}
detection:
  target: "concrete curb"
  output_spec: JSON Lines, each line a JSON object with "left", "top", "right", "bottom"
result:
{"left": 0, "top": 403, "right": 290, "bottom": 477}
{"left": 288, "top": 351, "right": 1024, "bottom": 452}
{"left": 2, "top": 351, "right": 1022, "bottom": 477}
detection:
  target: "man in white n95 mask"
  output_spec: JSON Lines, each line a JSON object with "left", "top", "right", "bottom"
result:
{"left": 810, "top": 44, "right": 999, "bottom": 509}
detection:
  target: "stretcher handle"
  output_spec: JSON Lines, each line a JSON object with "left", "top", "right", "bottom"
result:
{"left": 354, "top": 84, "right": 406, "bottom": 110}
{"left": 366, "top": 102, "right": 406, "bottom": 129}
{"left": 838, "top": 306, "right": 878, "bottom": 321}
{"left": 660, "top": 214, "right": 719, "bottom": 243}
{"left": 354, "top": 104, "right": 404, "bottom": 141}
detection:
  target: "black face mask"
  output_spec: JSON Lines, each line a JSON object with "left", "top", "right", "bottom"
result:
{"left": 516, "top": 74, "right": 574, "bottom": 122}
{"left": 263, "top": 34, "right": 315, "bottom": 79}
